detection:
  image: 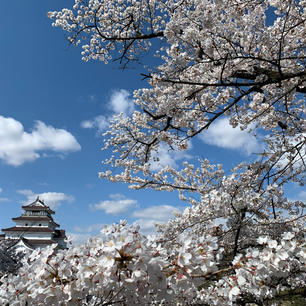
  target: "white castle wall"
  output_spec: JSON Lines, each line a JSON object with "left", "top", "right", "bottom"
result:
{"left": 5, "top": 232, "right": 52, "bottom": 240}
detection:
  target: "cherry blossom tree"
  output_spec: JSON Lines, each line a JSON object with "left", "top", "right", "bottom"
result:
{"left": 1, "top": 0, "right": 305, "bottom": 305}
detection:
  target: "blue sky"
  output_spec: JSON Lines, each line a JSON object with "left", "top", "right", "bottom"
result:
{"left": 0, "top": 1, "right": 304, "bottom": 244}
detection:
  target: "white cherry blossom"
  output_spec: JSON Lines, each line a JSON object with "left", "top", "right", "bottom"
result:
{"left": 1, "top": 0, "right": 305, "bottom": 305}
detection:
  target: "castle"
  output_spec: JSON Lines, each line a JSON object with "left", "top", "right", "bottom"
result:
{"left": 0, "top": 197, "right": 67, "bottom": 251}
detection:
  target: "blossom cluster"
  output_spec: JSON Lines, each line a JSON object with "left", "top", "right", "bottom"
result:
{"left": 0, "top": 221, "right": 220, "bottom": 305}
{"left": 1, "top": 220, "right": 305, "bottom": 305}
{"left": 48, "top": 0, "right": 305, "bottom": 190}
{"left": 24, "top": 0, "right": 306, "bottom": 305}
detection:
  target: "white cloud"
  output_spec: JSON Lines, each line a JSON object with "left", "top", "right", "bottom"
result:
{"left": 293, "top": 190, "right": 306, "bottom": 202}
{"left": 132, "top": 205, "right": 180, "bottom": 235}
{"left": 87, "top": 193, "right": 182, "bottom": 235}
{"left": 133, "top": 219, "right": 160, "bottom": 235}
{"left": 81, "top": 89, "right": 134, "bottom": 132}
{"left": 0, "top": 187, "right": 9, "bottom": 202}
{"left": 0, "top": 116, "right": 81, "bottom": 166}
{"left": 150, "top": 144, "right": 177, "bottom": 170}
{"left": 81, "top": 115, "right": 109, "bottom": 130}
{"left": 132, "top": 205, "right": 180, "bottom": 220}
{"left": 276, "top": 133, "right": 305, "bottom": 171}
{"left": 18, "top": 189, "right": 74, "bottom": 210}
{"left": 108, "top": 89, "right": 134, "bottom": 115}
{"left": 199, "top": 118, "right": 260, "bottom": 155}
{"left": 89, "top": 193, "right": 138, "bottom": 215}
{"left": 150, "top": 142, "right": 192, "bottom": 171}
{"left": 67, "top": 232, "right": 92, "bottom": 246}
{"left": 74, "top": 223, "right": 105, "bottom": 233}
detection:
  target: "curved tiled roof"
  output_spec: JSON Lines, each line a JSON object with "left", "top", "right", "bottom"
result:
{"left": 22, "top": 238, "right": 57, "bottom": 245}
{"left": 12, "top": 216, "right": 59, "bottom": 227}
{"left": 22, "top": 197, "right": 55, "bottom": 214}
{"left": 2, "top": 226, "right": 54, "bottom": 232}
{"left": 53, "top": 229, "right": 67, "bottom": 239}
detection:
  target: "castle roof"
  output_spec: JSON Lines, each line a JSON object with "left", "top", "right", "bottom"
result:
{"left": 6, "top": 238, "right": 58, "bottom": 252}
{"left": 53, "top": 229, "right": 67, "bottom": 239}
{"left": 22, "top": 197, "right": 55, "bottom": 214}
{"left": 12, "top": 216, "right": 59, "bottom": 227}
{"left": 2, "top": 226, "right": 54, "bottom": 232}
{"left": 22, "top": 238, "right": 58, "bottom": 246}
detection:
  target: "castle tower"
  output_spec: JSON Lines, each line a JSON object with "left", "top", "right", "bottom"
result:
{"left": 1, "top": 197, "right": 67, "bottom": 251}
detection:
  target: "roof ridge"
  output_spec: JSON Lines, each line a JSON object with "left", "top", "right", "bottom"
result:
{"left": 24, "top": 196, "right": 48, "bottom": 208}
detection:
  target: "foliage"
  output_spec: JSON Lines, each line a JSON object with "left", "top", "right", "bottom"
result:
{"left": 0, "top": 239, "right": 24, "bottom": 278}
{"left": 1, "top": 0, "right": 305, "bottom": 305}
